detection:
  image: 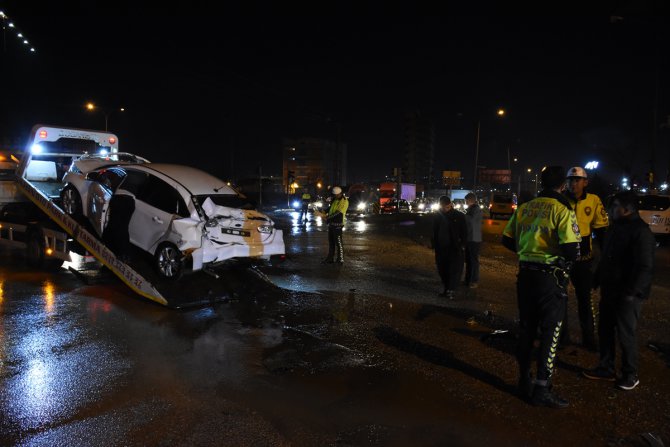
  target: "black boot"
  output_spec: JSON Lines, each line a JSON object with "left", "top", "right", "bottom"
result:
{"left": 517, "top": 372, "right": 534, "bottom": 400}
{"left": 531, "top": 385, "right": 569, "bottom": 409}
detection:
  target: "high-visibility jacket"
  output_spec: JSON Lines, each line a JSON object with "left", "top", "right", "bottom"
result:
{"left": 565, "top": 192, "right": 608, "bottom": 260}
{"left": 327, "top": 196, "right": 349, "bottom": 225}
{"left": 301, "top": 193, "right": 312, "bottom": 202}
{"left": 503, "top": 191, "right": 581, "bottom": 265}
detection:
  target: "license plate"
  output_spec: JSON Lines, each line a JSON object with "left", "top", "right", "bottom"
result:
{"left": 222, "top": 228, "right": 250, "bottom": 237}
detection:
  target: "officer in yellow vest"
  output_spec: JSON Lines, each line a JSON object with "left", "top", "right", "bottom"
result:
{"left": 502, "top": 166, "right": 581, "bottom": 408}
{"left": 561, "top": 166, "right": 609, "bottom": 351}
{"left": 322, "top": 186, "right": 349, "bottom": 264}
{"left": 300, "top": 188, "right": 312, "bottom": 223}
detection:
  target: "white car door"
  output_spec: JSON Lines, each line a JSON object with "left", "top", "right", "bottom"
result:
{"left": 128, "top": 173, "right": 183, "bottom": 253}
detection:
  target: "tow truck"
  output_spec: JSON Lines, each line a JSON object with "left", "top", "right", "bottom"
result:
{"left": 0, "top": 125, "right": 283, "bottom": 308}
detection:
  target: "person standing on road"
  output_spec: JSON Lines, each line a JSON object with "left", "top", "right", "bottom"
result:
{"left": 464, "top": 192, "right": 482, "bottom": 288}
{"left": 300, "top": 188, "right": 312, "bottom": 224}
{"left": 502, "top": 166, "right": 581, "bottom": 408}
{"left": 582, "top": 191, "right": 655, "bottom": 391}
{"left": 560, "top": 166, "right": 609, "bottom": 350}
{"left": 322, "top": 186, "right": 349, "bottom": 265}
{"left": 433, "top": 196, "right": 467, "bottom": 298}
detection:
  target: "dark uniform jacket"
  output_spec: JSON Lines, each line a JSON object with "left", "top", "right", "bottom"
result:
{"left": 433, "top": 209, "right": 467, "bottom": 252}
{"left": 596, "top": 213, "right": 655, "bottom": 300}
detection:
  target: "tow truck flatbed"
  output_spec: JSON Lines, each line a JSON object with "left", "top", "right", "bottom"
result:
{"left": 4, "top": 124, "right": 278, "bottom": 308}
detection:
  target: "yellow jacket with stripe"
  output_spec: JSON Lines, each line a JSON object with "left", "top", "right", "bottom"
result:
{"left": 565, "top": 192, "right": 608, "bottom": 261}
{"left": 502, "top": 190, "right": 582, "bottom": 265}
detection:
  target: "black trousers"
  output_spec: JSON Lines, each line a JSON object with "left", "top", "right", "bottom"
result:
{"left": 300, "top": 204, "right": 309, "bottom": 221}
{"left": 435, "top": 247, "right": 464, "bottom": 291}
{"left": 327, "top": 225, "right": 344, "bottom": 261}
{"left": 465, "top": 241, "right": 481, "bottom": 284}
{"left": 516, "top": 267, "right": 567, "bottom": 383}
{"left": 562, "top": 259, "right": 596, "bottom": 345}
{"left": 598, "top": 289, "right": 642, "bottom": 377}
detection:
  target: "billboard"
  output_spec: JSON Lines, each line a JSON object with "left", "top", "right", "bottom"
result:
{"left": 478, "top": 169, "right": 511, "bottom": 185}
{"left": 442, "top": 170, "right": 461, "bottom": 186}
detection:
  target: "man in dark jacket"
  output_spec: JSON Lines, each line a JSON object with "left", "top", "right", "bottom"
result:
{"left": 582, "top": 191, "right": 655, "bottom": 391}
{"left": 433, "top": 196, "right": 467, "bottom": 298}
{"left": 464, "top": 192, "right": 483, "bottom": 288}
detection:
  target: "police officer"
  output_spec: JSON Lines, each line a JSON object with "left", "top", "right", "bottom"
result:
{"left": 561, "top": 166, "right": 609, "bottom": 350}
{"left": 300, "top": 188, "right": 312, "bottom": 223}
{"left": 322, "top": 186, "right": 349, "bottom": 264}
{"left": 502, "top": 166, "right": 581, "bottom": 408}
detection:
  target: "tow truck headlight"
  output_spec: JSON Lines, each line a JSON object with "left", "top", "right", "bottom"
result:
{"left": 31, "top": 144, "right": 44, "bottom": 154}
{"left": 357, "top": 202, "right": 366, "bottom": 211}
{"left": 418, "top": 203, "right": 425, "bottom": 210}
{"left": 292, "top": 200, "right": 300, "bottom": 208}
{"left": 257, "top": 224, "right": 273, "bottom": 234}
{"left": 431, "top": 203, "right": 439, "bottom": 211}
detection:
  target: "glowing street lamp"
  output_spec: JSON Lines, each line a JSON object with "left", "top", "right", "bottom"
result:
{"left": 473, "top": 107, "right": 507, "bottom": 192}
{"left": 84, "top": 103, "right": 125, "bottom": 131}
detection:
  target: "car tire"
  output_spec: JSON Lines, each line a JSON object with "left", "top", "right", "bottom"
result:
{"left": 154, "top": 242, "right": 183, "bottom": 280}
{"left": 60, "top": 185, "right": 82, "bottom": 216}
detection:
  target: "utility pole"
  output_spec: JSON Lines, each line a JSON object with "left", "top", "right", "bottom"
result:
{"left": 473, "top": 120, "right": 481, "bottom": 193}
{"left": 258, "top": 165, "right": 262, "bottom": 208}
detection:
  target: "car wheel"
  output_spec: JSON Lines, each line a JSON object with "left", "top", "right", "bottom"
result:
{"left": 60, "top": 185, "right": 82, "bottom": 216}
{"left": 154, "top": 242, "right": 183, "bottom": 280}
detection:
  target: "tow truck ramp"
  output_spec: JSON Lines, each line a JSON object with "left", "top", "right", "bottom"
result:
{"left": 14, "top": 125, "right": 170, "bottom": 306}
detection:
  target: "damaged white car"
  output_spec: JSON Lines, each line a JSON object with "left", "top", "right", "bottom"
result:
{"left": 66, "top": 163, "right": 285, "bottom": 279}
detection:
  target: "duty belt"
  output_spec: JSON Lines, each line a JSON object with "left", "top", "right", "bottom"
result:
{"left": 520, "top": 261, "right": 570, "bottom": 288}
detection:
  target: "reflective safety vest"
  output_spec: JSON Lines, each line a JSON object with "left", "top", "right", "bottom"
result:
{"left": 301, "top": 193, "right": 312, "bottom": 202}
{"left": 503, "top": 195, "right": 581, "bottom": 265}
{"left": 328, "top": 196, "right": 349, "bottom": 225}
{"left": 566, "top": 192, "right": 608, "bottom": 260}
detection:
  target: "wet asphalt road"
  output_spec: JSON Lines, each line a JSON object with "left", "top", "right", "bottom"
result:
{"left": 1, "top": 211, "right": 669, "bottom": 446}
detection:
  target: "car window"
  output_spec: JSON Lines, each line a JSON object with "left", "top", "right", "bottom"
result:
{"left": 638, "top": 195, "right": 670, "bottom": 211}
{"left": 137, "top": 174, "right": 189, "bottom": 217}
{"left": 493, "top": 195, "right": 513, "bottom": 203}
{"left": 98, "top": 168, "right": 126, "bottom": 191}
{"left": 119, "top": 170, "right": 149, "bottom": 195}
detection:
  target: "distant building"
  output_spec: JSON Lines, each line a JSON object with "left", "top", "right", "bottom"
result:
{"left": 282, "top": 137, "right": 347, "bottom": 193}
{"left": 403, "top": 111, "right": 435, "bottom": 187}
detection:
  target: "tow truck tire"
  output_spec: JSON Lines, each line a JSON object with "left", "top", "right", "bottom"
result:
{"left": 60, "top": 185, "right": 82, "bottom": 216}
{"left": 154, "top": 242, "right": 183, "bottom": 280}
{"left": 26, "top": 231, "right": 64, "bottom": 271}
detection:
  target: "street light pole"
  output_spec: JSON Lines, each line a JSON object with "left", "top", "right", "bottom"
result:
{"left": 473, "top": 120, "right": 481, "bottom": 193}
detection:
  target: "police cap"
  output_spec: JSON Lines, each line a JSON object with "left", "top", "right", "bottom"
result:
{"left": 541, "top": 166, "right": 566, "bottom": 190}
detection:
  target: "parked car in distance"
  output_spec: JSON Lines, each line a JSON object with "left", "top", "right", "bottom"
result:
{"left": 61, "top": 163, "right": 284, "bottom": 279}
{"left": 380, "top": 198, "right": 411, "bottom": 214}
{"left": 412, "top": 197, "right": 441, "bottom": 213}
{"left": 638, "top": 194, "right": 670, "bottom": 244}
{"left": 489, "top": 193, "right": 516, "bottom": 219}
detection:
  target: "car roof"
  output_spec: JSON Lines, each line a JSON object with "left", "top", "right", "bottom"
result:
{"left": 124, "top": 164, "right": 237, "bottom": 195}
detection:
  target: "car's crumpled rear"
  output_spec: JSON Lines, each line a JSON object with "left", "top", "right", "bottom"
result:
{"left": 170, "top": 197, "right": 285, "bottom": 270}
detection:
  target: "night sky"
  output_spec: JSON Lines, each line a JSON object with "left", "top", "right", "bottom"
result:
{"left": 2, "top": 3, "right": 670, "bottom": 186}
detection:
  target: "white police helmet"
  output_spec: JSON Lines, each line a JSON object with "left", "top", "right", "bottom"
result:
{"left": 566, "top": 167, "right": 588, "bottom": 179}
{"left": 331, "top": 186, "right": 342, "bottom": 195}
